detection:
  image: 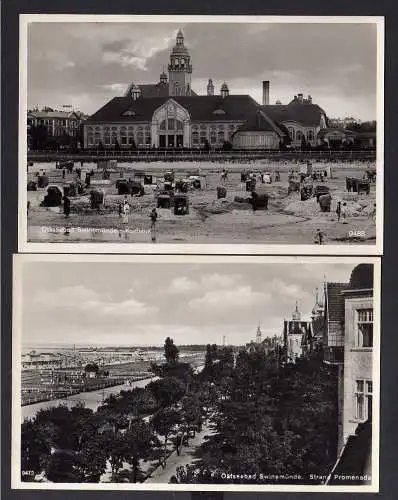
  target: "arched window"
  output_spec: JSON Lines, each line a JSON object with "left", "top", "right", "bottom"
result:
{"left": 296, "top": 131, "right": 303, "bottom": 141}
{"left": 218, "top": 130, "right": 225, "bottom": 142}
{"left": 288, "top": 127, "right": 295, "bottom": 140}
{"left": 137, "top": 131, "right": 144, "bottom": 145}
{"left": 174, "top": 83, "right": 180, "bottom": 95}
{"left": 307, "top": 130, "right": 314, "bottom": 141}
{"left": 192, "top": 131, "right": 199, "bottom": 146}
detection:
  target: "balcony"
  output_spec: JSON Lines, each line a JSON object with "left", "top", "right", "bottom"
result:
{"left": 323, "top": 346, "right": 344, "bottom": 364}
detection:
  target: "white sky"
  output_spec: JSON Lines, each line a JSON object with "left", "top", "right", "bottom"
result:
{"left": 27, "top": 21, "right": 378, "bottom": 120}
{"left": 21, "top": 262, "right": 355, "bottom": 347}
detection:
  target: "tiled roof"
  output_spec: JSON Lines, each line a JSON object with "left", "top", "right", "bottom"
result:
{"left": 28, "top": 111, "right": 81, "bottom": 119}
{"left": 124, "top": 82, "right": 198, "bottom": 99}
{"left": 236, "top": 110, "right": 286, "bottom": 136}
{"left": 261, "top": 102, "right": 327, "bottom": 127}
{"left": 86, "top": 94, "right": 263, "bottom": 124}
{"left": 318, "top": 127, "right": 355, "bottom": 139}
{"left": 325, "top": 282, "right": 348, "bottom": 323}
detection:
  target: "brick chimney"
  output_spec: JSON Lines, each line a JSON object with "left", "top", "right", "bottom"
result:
{"left": 307, "top": 95, "right": 312, "bottom": 103}
{"left": 298, "top": 93, "right": 304, "bottom": 103}
{"left": 262, "top": 80, "right": 270, "bottom": 105}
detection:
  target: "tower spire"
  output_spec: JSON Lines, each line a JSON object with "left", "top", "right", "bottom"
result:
{"left": 256, "top": 322, "right": 262, "bottom": 344}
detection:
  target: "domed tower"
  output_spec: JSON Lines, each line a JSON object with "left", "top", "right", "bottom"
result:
{"left": 256, "top": 323, "right": 262, "bottom": 344}
{"left": 220, "top": 82, "right": 229, "bottom": 98}
{"left": 207, "top": 78, "right": 214, "bottom": 96}
{"left": 168, "top": 29, "right": 192, "bottom": 96}
{"left": 292, "top": 301, "right": 301, "bottom": 321}
{"left": 311, "top": 287, "right": 324, "bottom": 319}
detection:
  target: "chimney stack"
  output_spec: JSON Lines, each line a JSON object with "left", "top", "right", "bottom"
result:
{"left": 307, "top": 95, "right": 312, "bottom": 104}
{"left": 298, "top": 93, "right": 304, "bottom": 103}
{"left": 262, "top": 80, "right": 270, "bottom": 105}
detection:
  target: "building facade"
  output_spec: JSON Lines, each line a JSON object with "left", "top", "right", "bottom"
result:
{"left": 84, "top": 30, "right": 328, "bottom": 150}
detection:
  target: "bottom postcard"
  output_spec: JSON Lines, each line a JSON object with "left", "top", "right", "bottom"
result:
{"left": 11, "top": 254, "right": 380, "bottom": 492}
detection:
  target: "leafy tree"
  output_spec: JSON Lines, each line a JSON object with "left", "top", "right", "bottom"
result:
{"left": 123, "top": 420, "right": 161, "bottom": 482}
{"left": 180, "top": 393, "right": 202, "bottom": 444}
{"left": 164, "top": 337, "right": 179, "bottom": 365}
{"left": 74, "top": 434, "right": 108, "bottom": 482}
{"left": 204, "top": 344, "right": 213, "bottom": 371}
{"left": 147, "top": 377, "right": 185, "bottom": 408}
{"left": 29, "top": 124, "right": 49, "bottom": 150}
{"left": 45, "top": 451, "right": 80, "bottom": 483}
{"left": 85, "top": 363, "right": 99, "bottom": 374}
{"left": 151, "top": 408, "right": 181, "bottom": 468}
{"left": 21, "top": 420, "right": 52, "bottom": 477}
{"left": 221, "top": 140, "right": 233, "bottom": 151}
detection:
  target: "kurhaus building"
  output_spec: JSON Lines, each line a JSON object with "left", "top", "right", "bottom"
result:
{"left": 84, "top": 30, "right": 328, "bottom": 150}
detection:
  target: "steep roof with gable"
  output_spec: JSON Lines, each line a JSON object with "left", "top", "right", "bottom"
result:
{"left": 86, "top": 94, "right": 265, "bottom": 124}
{"left": 261, "top": 102, "right": 327, "bottom": 127}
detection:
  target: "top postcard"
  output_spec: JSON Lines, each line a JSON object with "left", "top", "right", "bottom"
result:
{"left": 19, "top": 15, "right": 384, "bottom": 255}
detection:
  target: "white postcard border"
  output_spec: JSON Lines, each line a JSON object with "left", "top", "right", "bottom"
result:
{"left": 12, "top": 253, "right": 381, "bottom": 492}
{"left": 18, "top": 14, "right": 384, "bottom": 255}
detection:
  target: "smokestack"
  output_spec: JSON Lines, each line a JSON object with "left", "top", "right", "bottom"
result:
{"left": 262, "top": 80, "right": 270, "bottom": 105}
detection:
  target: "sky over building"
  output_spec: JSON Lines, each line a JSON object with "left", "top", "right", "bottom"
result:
{"left": 21, "top": 261, "right": 356, "bottom": 347}
{"left": 27, "top": 20, "right": 378, "bottom": 120}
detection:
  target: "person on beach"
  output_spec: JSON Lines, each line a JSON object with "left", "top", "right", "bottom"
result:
{"left": 370, "top": 203, "right": 376, "bottom": 221}
{"left": 315, "top": 228, "right": 325, "bottom": 245}
{"left": 150, "top": 208, "right": 158, "bottom": 242}
{"left": 341, "top": 202, "right": 348, "bottom": 223}
{"left": 122, "top": 199, "right": 130, "bottom": 225}
{"left": 63, "top": 195, "right": 71, "bottom": 218}
{"left": 336, "top": 201, "right": 342, "bottom": 222}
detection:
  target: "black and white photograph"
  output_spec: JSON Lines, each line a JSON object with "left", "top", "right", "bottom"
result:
{"left": 12, "top": 255, "right": 380, "bottom": 492}
{"left": 19, "top": 15, "right": 384, "bottom": 253}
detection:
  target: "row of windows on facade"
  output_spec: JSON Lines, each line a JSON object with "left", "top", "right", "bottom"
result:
{"left": 86, "top": 131, "right": 232, "bottom": 146}
{"left": 288, "top": 128, "right": 316, "bottom": 141}
{"left": 86, "top": 122, "right": 240, "bottom": 133}
{"left": 28, "top": 118, "right": 79, "bottom": 127}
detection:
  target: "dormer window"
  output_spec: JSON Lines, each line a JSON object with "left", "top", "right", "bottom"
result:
{"left": 212, "top": 109, "right": 226, "bottom": 115}
{"left": 123, "top": 110, "right": 136, "bottom": 117}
